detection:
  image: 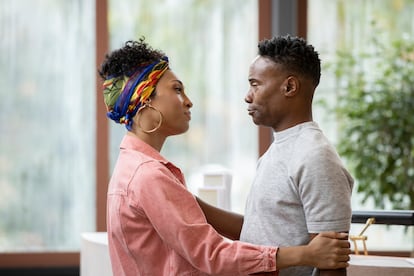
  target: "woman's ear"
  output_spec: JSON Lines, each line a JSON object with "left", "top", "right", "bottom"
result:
{"left": 283, "top": 76, "right": 299, "bottom": 97}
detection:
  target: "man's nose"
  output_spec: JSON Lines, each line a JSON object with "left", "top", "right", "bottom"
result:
{"left": 245, "top": 89, "right": 253, "bottom": 103}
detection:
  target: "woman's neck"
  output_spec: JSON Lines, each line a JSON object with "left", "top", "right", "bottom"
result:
{"left": 127, "top": 131, "right": 165, "bottom": 152}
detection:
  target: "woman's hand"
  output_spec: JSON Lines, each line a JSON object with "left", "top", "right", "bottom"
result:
{"left": 304, "top": 232, "right": 351, "bottom": 269}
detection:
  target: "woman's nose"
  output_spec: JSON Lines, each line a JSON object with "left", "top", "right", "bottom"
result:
{"left": 184, "top": 95, "right": 193, "bottom": 108}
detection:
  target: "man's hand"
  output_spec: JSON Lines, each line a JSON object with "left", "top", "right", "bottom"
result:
{"left": 305, "top": 232, "right": 351, "bottom": 269}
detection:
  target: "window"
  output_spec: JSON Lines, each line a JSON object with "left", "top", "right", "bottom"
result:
{"left": 308, "top": 0, "right": 414, "bottom": 252}
{"left": 0, "top": 0, "right": 95, "bottom": 253}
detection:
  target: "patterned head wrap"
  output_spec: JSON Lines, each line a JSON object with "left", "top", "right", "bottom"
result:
{"left": 102, "top": 56, "right": 169, "bottom": 130}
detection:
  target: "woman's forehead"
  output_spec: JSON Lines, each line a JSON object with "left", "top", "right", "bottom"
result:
{"left": 159, "top": 70, "right": 184, "bottom": 87}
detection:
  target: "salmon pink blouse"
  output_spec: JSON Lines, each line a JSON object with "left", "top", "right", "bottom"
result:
{"left": 107, "top": 134, "right": 278, "bottom": 275}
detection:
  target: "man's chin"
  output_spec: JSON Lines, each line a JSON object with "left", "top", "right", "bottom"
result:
{"left": 251, "top": 116, "right": 261, "bottom": 126}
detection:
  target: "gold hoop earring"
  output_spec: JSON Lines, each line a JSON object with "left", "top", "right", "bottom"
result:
{"left": 136, "top": 102, "right": 163, "bottom": 133}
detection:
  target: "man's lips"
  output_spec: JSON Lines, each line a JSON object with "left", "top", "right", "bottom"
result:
{"left": 247, "top": 108, "right": 256, "bottom": 116}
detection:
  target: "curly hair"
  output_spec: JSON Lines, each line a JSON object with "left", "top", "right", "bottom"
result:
{"left": 98, "top": 37, "right": 165, "bottom": 80}
{"left": 258, "top": 35, "right": 321, "bottom": 87}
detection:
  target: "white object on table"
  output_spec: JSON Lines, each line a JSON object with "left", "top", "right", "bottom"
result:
{"left": 348, "top": 254, "right": 414, "bottom": 276}
{"left": 197, "top": 169, "right": 232, "bottom": 211}
{"left": 80, "top": 232, "right": 112, "bottom": 276}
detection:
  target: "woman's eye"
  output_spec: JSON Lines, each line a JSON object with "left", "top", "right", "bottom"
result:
{"left": 175, "top": 87, "right": 183, "bottom": 93}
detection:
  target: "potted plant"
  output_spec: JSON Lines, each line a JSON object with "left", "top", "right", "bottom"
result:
{"left": 331, "top": 34, "right": 414, "bottom": 210}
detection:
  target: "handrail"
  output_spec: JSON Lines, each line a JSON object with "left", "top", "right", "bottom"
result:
{"left": 351, "top": 210, "right": 414, "bottom": 226}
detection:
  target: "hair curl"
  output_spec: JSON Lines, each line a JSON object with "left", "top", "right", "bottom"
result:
{"left": 98, "top": 37, "right": 165, "bottom": 80}
{"left": 258, "top": 35, "right": 321, "bottom": 87}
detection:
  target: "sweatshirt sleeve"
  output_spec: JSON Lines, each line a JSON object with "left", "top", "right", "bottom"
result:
{"left": 297, "top": 145, "right": 354, "bottom": 233}
{"left": 132, "top": 161, "right": 278, "bottom": 275}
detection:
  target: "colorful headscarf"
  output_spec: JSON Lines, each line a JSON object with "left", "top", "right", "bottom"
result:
{"left": 102, "top": 56, "right": 169, "bottom": 130}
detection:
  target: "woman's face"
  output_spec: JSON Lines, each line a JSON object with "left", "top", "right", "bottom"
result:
{"left": 150, "top": 69, "right": 193, "bottom": 136}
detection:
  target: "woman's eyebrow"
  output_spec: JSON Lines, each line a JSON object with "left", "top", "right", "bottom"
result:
{"left": 171, "top": 79, "right": 183, "bottom": 85}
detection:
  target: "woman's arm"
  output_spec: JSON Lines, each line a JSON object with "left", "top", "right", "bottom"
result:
{"left": 196, "top": 196, "right": 351, "bottom": 270}
{"left": 308, "top": 233, "right": 348, "bottom": 275}
{"left": 278, "top": 232, "right": 350, "bottom": 270}
{"left": 139, "top": 166, "right": 350, "bottom": 273}
{"left": 196, "top": 196, "right": 244, "bottom": 240}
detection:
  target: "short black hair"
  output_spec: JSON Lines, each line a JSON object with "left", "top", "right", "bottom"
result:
{"left": 258, "top": 35, "right": 321, "bottom": 87}
{"left": 98, "top": 37, "right": 165, "bottom": 80}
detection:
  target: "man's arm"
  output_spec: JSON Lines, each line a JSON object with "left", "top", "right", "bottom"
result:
{"left": 309, "top": 233, "right": 348, "bottom": 275}
{"left": 196, "top": 196, "right": 243, "bottom": 240}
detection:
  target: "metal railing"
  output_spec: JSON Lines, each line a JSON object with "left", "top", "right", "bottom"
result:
{"left": 352, "top": 210, "right": 414, "bottom": 226}
{"left": 350, "top": 210, "right": 414, "bottom": 255}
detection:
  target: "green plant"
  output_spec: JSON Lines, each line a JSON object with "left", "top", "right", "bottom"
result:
{"left": 331, "top": 35, "right": 414, "bottom": 210}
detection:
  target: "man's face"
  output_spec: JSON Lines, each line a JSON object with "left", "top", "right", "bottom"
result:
{"left": 245, "top": 56, "right": 290, "bottom": 130}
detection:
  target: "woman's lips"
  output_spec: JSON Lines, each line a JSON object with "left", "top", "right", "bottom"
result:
{"left": 185, "top": 111, "right": 191, "bottom": 120}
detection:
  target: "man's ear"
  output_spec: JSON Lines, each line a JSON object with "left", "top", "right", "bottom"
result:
{"left": 283, "top": 76, "right": 300, "bottom": 97}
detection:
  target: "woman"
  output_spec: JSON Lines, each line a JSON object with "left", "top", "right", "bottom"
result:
{"left": 99, "top": 39, "right": 350, "bottom": 276}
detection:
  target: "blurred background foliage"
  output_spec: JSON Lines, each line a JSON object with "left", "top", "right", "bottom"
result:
{"left": 330, "top": 29, "right": 414, "bottom": 210}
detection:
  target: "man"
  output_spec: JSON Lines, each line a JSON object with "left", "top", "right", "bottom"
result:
{"left": 198, "top": 35, "right": 353, "bottom": 275}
